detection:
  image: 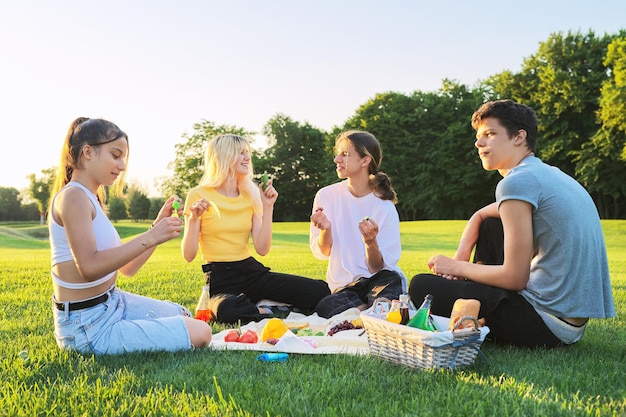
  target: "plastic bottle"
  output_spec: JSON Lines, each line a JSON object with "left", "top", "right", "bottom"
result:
{"left": 257, "top": 353, "right": 289, "bottom": 362}
{"left": 385, "top": 300, "right": 402, "bottom": 324}
{"left": 407, "top": 294, "right": 436, "bottom": 331}
{"left": 399, "top": 294, "right": 410, "bottom": 325}
{"left": 195, "top": 285, "right": 213, "bottom": 322}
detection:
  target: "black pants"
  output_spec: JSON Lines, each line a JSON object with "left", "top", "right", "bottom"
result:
{"left": 203, "top": 257, "right": 330, "bottom": 324}
{"left": 315, "top": 270, "right": 403, "bottom": 319}
{"left": 408, "top": 218, "right": 563, "bottom": 348}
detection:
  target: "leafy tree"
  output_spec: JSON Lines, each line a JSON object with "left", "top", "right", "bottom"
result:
{"left": 0, "top": 187, "right": 23, "bottom": 221}
{"left": 108, "top": 196, "right": 128, "bottom": 222}
{"left": 127, "top": 188, "right": 151, "bottom": 222}
{"left": 20, "top": 202, "right": 40, "bottom": 221}
{"left": 343, "top": 91, "right": 424, "bottom": 219}
{"left": 487, "top": 30, "right": 614, "bottom": 175}
{"left": 259, "top": 114, "right": 332, "bottom": 221}
{"left": 574, "top": 36, "right": 626, "bottom": 218}
{"left": 149, "top": 197, "right": 165, "bottom": 220}
{"left": 343, "top": 82, "right": 495, "bottom": 220}
{"left": 27, "top": 167, "right": 55, "bottom": 224}
{"left": 486, "top": 29, "right": 626, "bottom": 218}
{"left": 159, "top": 120, "right": 253, "bottom": 198}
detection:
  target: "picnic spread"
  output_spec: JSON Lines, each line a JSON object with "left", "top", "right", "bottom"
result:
{"left": 210, "top": 308, "right": 370, "bottom": 355}
{"left": 209, "top": 305, "right": 491, "bottom": 369}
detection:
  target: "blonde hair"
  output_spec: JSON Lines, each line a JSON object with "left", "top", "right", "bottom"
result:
{"left": 199, "top": 134, "right": 262, "bottom": 216}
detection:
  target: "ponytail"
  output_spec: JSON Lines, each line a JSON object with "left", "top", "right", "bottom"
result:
{"left": 50, "top": 118, "right": 127, "bottom": 213}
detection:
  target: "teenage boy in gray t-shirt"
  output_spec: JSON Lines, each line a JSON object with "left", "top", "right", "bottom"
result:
{"left": 408, "top": 99, "right": 615, "bottom": 348}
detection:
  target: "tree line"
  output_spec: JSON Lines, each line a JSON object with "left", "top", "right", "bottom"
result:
{"left": 4, "top": 30, "right": 625, "bottom": 222}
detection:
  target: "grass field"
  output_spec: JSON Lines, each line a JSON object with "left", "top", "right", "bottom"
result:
{"left": 0, "top": 220, "right": 624, "bottom": 416}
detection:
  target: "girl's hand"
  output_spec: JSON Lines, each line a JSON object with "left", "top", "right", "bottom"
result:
{"left": 358, "top": 217, "right": 379, "bottom": 244}
{"left": 149, "top": 215, "right": 183, "bottom": 244}
{"left": 310, "top": 207, "right": 331, "bottom": 230}
{"left": 189, "top": 198, "right": 210, "bottom": 219}
{"left": 153, "top": 195, "right": 183, "bottom": 227}
{"left": 259, "top": 179, "right": 278, "bottom": 206}
{"left": 428, "top": 255, "right": 466, "bottom": 280}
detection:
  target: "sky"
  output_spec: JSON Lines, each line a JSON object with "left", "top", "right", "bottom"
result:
{"left": 1, "top": 1, "right": 624, "bottom": 197}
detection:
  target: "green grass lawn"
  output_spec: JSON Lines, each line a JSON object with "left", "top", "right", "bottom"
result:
{"left": 1, "top": 220, "right": 624, "bottom": 417}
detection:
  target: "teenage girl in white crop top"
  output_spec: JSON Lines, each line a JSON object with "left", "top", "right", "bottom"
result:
{"left": 49, "top": 117, "right": 212, "bottom": 354}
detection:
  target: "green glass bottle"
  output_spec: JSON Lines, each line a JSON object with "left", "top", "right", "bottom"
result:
{"left": 407, "top": 294, "right": 436, "bottom": 331}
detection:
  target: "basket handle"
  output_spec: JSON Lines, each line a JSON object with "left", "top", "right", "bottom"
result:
{"left": 452, "top": 315, "right": 479, "bottom": 331}
{"left": 371, "top": 297, "right": 392, "bottom": 314}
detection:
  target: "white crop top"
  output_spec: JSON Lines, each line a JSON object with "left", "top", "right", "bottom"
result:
{"left": 49, "top": 182, "right": 121, "bottom": 289}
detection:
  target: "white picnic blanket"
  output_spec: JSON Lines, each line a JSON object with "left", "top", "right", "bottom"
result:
{"left": 209, "top": 308, "right": 490, "bottom": 355}
{"left": 209, "top": 308, "right": 370, "bottom": 355}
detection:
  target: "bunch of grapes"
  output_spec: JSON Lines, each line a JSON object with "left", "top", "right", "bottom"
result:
{"left": 327, "top": 320, "right": 363, "bottom": 336}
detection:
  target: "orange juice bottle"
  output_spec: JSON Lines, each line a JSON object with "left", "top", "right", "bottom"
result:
{"left": 386, "top": 300, "right": 402, "bottom": 324}
{"left": 195, "top": 285, "right": 213, "bottom": 322}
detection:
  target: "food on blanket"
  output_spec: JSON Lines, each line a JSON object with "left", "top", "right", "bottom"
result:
{"left": 224, "top": 329, "right": 240, "bottom": 342}
{"left": 261, "top": 318, "right": 290, "bottom": 341}
{"left": 294, "top": 328, "right": 325, "bottom": 337}
{"left": 448, "top": 298, "right": 481, "bottom": 330}
{"left": 266, "top": 337, "right": 280, "bottom": 345}
{"left": 351, "top": 318, "right": 363, "bottom": 327}
{"left": 287, "top": 322, "right": 309, "bottom": 331}
{"left": 328, "top": 320, "right": 363, "bottom": 336}
{"left": 239, "top": 329, "right": 259, "bottom": 344}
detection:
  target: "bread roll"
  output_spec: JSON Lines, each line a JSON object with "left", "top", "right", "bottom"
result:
{"left": 448, "top": 298, "right": 481, "bottom": 330}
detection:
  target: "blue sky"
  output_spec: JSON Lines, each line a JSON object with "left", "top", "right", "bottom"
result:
{"left": 1, "top": 0, "right": 624, "bottom": 197}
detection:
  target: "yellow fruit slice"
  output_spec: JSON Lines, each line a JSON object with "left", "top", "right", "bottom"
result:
{"left": 261, "top": 318, "right": 289, "bottom": 341}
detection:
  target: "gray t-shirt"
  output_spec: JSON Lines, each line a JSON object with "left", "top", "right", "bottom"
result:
{"left": 496, "top": 156, "right": 615, "bottom": 319}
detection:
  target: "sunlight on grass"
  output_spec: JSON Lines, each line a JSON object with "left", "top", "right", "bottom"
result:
{"left": 0, "top": 220, "right": 624, "bottom": 416}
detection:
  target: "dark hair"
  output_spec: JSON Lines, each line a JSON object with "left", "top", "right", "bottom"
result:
{"left": 51, "top": 117, "right": 128, "bottom": 207}
{"left": 335, "top": 130, "right": 398, "bottom": 203}
{"left": 471, "top": 99, "right": 538, "bottom": 152}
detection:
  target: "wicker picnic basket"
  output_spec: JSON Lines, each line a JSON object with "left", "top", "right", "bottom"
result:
{"left": 361, "top": 306, "right": 489, "bottom": 370}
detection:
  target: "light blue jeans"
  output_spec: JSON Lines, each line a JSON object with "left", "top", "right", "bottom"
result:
{"left": 52, "top": 287, "right": 192, "bottom": 354}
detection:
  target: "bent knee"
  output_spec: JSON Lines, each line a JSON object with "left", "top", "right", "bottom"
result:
{"left": 185, "top": 317, "right": 213, "bottom": 348}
